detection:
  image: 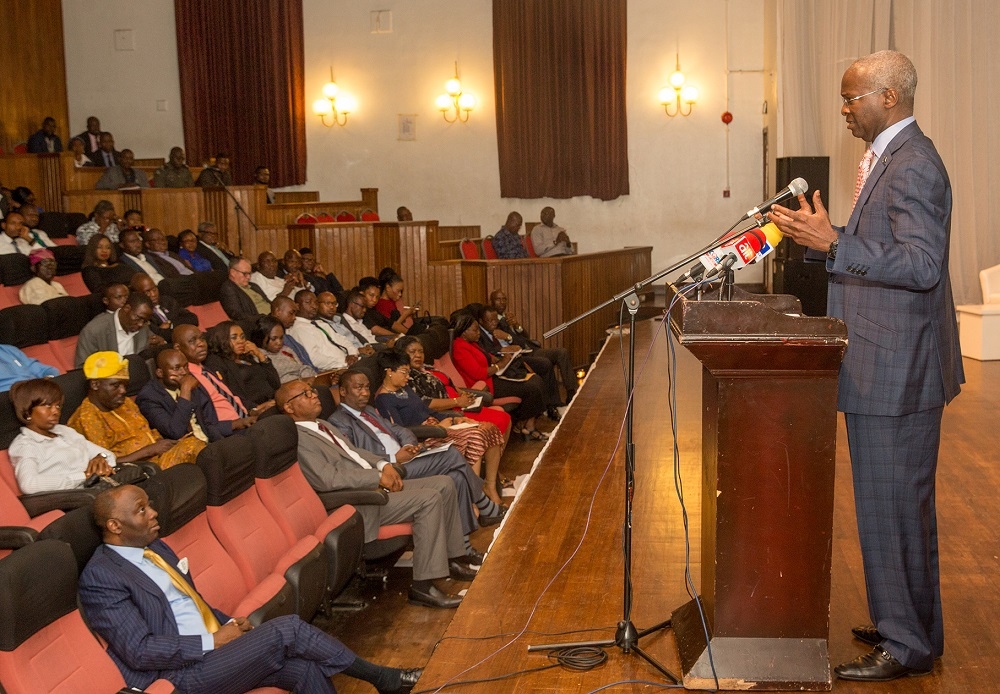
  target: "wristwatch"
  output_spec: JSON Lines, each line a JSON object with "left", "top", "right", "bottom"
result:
{"left": 827, "top": 238, "right": 839, "bottom": 263}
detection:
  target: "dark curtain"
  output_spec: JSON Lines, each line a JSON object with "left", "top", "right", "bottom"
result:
{"left": 175, "top": 0, "right": 306, "bottom": 187}
{"left": 493, "top": 0, "right": 629, "bottom": 201}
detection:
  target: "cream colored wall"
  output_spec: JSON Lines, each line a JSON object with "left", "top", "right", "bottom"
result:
{"left": 63, "top": 0, "right": 769, "bottom": 281}
{"left": 62, "top": 0, "right": 184, "bottom": 160}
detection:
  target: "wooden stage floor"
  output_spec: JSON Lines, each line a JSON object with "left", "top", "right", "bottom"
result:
{"left": 406, "top": 317, "right": 1000, "bottom": 693}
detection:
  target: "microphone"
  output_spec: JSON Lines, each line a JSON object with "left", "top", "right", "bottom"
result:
{"left": 750, "top": 221, "right": 784, "bottom": 262}
{"left": 678, "top": 227, "right": 766, "bottom": 282}
{"left": 739, "top": 177, "right": 808, "bottom": 221}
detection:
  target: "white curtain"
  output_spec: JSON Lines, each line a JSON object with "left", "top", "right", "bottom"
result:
{"left": 777, "top": 0, "right": 1000, "bottom": 304}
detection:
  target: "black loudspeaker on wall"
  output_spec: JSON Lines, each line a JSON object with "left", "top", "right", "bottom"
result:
{"left": 773, "top": 156, "right": 830, "bottom": 316}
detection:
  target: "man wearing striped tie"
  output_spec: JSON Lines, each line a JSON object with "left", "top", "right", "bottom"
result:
{"left": 79, "top": 484, "right": 421, "bottom": 693}
{"left": 770, "top": 50, "right": 963, "bottom": 682}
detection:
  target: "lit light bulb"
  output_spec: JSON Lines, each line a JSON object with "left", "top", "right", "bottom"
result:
{"left": 669, "top": 70, "right": 686, "bottom": 89}
{"left": 658, "top": 87, "right": 675, "bottom": 104}
{"left": 436, "top": 94, "right": 453, "bottom": 111}
{"left": 336, "top": 93, "right": 357, "bottom": 114}
{"left": 457, "top": 92, "right": 475, "bottom": 111}
{"left": 321, "top": 81, "right": 339, "bottom": 99}
{"left": 680, "top": 85, "right": 698, "bottom": 104}
{"left": 313, "top": 98, "right": 333, "bottom": 116}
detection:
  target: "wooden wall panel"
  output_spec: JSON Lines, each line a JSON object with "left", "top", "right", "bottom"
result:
{"left": 0, "top": 0, "right": 68, "bottom": 154}
{"left": 62, "top": 190, "right": 125, "bottom": 217}
{"left": 238, "top": 226, "right": 290, "bottom": 264}
{"left": 306, "top": 224, "right": 378, "bottom": 290}
{"left": 259, "top": 187, "right": 379, "bottom": 226}
{"left": 140, "top": 188, "right": 204, "bottom": 236}
{"left": 274, "top": 191, "right": 320, "bottom": 203}
{"left": 437, "top": 225, "right": 480, "bottom": 242}
{"left": 202, "top": 186, "right": 261, "bottom": 252}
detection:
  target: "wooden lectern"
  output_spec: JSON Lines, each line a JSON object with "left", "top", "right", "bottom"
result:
{"left": 666, "top": 285, "right": 848, "bottom": 691}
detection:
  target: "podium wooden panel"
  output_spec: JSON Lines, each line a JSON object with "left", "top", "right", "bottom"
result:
{"left": 140, "top": 187, "right": 203, "bottom": 236}
{"left": 666, "top": 285, "right": 847, "bottom": 690}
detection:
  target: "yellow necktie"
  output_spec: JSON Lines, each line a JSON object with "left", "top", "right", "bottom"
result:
{"left": 143, "top": 548, "right": 221, "bottom": 633}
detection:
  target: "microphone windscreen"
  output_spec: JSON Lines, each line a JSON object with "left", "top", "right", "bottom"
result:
{"left": 788, "top": 177, "right": 809, "bottom": 196}
{"left": 760, "top": 222, "right": 784, "bottom": 246}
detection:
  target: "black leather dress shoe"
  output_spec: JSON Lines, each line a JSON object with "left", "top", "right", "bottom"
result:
{"left": 378, "top": 667, "right": 423, "bottom": 694}
{"left": 459, "top": 548, "right": 485, "bottom": 566}
{"left": 479, "top": 506, "right": 506, "bottom": 527}
{"left": 408, "top": 583, "right": 462, "bottom": 608}
{"left": 851, "top": 624, "right": 883, "bottom": 646}
{"left": 834, "top": 646, "right": 932, "bottom": 681}
{"left": 448, "top": 560, "right": 478, "bottom": 581}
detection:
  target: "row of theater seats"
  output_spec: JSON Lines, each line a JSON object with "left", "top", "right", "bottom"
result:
{"left": 458, "top": 233, "right": 540, "bottom": 260}
{"left": 0, "top": 414, "right": 415, "bottom": 694}
{"left": 295, "top": 210, "right": 379, "bottom": 224}
{"left": 0, "top": 270, "right": 229, "bottom": 374}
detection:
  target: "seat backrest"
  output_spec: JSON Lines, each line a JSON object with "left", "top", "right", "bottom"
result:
{"left": 42, "top": 294, "right": 103, "bottom": 340}
{"left": 335, "top": 211, "right": 356, "bottom": 222}
{"left": 48, "top": 336, "right": 79, "bottom": 373}
{"left": 53, "top": 370, "right": 88, "bottom": 424}
{"left": 482, "top": 235, "right": 498, "bottom": 259}
{"left": 0, "top": 540, "right": 128, "bottom": 694}
{"left": 0, "top": 285, "right": 21, "bottom": 309}
{"left": 295, "top": 213, "right": 317, "bottom": 224}
{"left": 158, "top": 275, "right": 198, "bottom": 307}
{"left": 981, "top": 264, "right": 1000, "bottom": 303}
{"left": 523, "top": 233, "right": 537, "bottom": 257}
{"left": 0, "top": 393, "right": 22, "bottom": 450}
{"left": 0, "top": 255, "right": 32, "bottom": 287}
{"left": 359, "top": 209, "right": 379, "bottom": 221}
{"left": 0, "top": 452, "right": 31, "bottom": 524}
{"left": 0, "top": 305, "right": 48, "bottom": 348}
{"left": 249, "top": 415, "right": 327, "bottom": 544}
{"left": 189, "top": 301, "right": 229, "bottom": 330}
{"left": 316, "top": 212, "right": 335, "bottom": 223}
{"left": 21, "top": 343, "right": 63, "bottom": 374}
{"left": 51, "top": 245, "right": 85, "bottom": 276}
{"left": 459, "top": 238, "right": 481, "bottom": 260}
{"left": 193, "top": 270, "right": 227, "bottom": 306}
{"left": 434, "top": 351, "right": 469, "bottom": 388}
{"left": 58, "top": 272, "right": 90, "bottom": 297}
{"left": 197, "top": 435, "right": 296, "bottom": 589}
{"left": 37, "top": 506, "right": 102, "bottom": 577}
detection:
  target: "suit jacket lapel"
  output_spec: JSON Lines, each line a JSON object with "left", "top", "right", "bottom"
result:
{"left": 845, "top": 122, "right": 922, "bottom": 235}
{"left": 100, "top": 544, "right": 178, "bottom": 621}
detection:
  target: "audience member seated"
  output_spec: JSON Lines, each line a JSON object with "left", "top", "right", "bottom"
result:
{"left": 204, "top": 321, "right": 279, "bottom": 412}
{"left": 395, "top": 335, "right": 511, "bottom": 435}
{"left": 299, "top": 247, "right": 344, "bottom": 298}
{"left": 396, "top": 206, "right": 413, "bottom": 222}
{"left": 76, "top": 199, "right": 121, "bottom": 245}
{"left": 0, "top": 210, "right": 46, "bottom": 255}
{"left": 368, "top": 352, "right": 507, "bottom": 508}
{"left": 287, "top": 292, "right": 356, "bottom": 372}
{"left": 277, "top": 379, "right": 475, "bottom": 609}
{"left": 0, "top": 344, "right": 59, "bottom": 392}
{"left": 122, "top": 209, "right": 147, "bottom": 233}
{"left": 69, "top": 137, "right": 92, "bottom": 168}
{"left": 68, "top": 351, "right": 204, "bottom": 468}
{"left": 96, "top": 149, "right": 150, "bottom": 189}
{"left": 118, "top": 228, "right": 166, "bottom": 283}
{"left": 82, "top": 235, "right": 135, "bottom": 294}
{"left": 478, "top": 305, "right": 563, "bottom": 419}
{"left": 172, "top": 324, "right": 260, "bottom": 433}
{"left": 102, "top": 283, "right": 129, "bottom": 313}
{"left": 364, "top": 273, "right": 417, "bottom": 336}
{"left": 73, "top": 115, "right": 103, "bottom": 157}
{"left": 277, "top": 249, "right": 313, "bottom": 289}
{"left": 255, "top": 314, "right": 318, "bottom": 383}
{"left": 531, "top": 206, "right": 575, "bottom": 257}
{"left": 79, "top": 484, "right": 419, "bottom": 694}
{"left": 152, "top": 146, "right": 195, "bottom": 188}
{"left": 252, "top": 250, "right": 306, "bottom": 301}
{"left": 18, "top": 204, "right": 57, "bottom": 248}
{"left": 176, "top": 229, "right": 213, "bottom": 272}
{"left": 269, "top": 296, "right": 321, "bottom": 370}
{"left": 219, "top": 257, "right": 270, "bottom": 324}
{"left": 75, "top": 290, "right": 165, "bottom": 368}
{"left": 130, "top": 272, "right": 197, "bottom": 341}
{"left": 8, "top": 378, "right": 139, "bottom": 494}
{"left": 136, "top": 348, "right": 235, "bottom": 443}
{"left": 493, "top": 211, "right": 529, "bottom": 259}
{"left": 19, "top": 249, "right": 66, "bottom": 305}
{"left": 144, "top": 227, "right": 192, "bottom": 276}
{"left": 316, "top": 291, "right": 374, "bottom": 356}
{"left": 340, "top": 288, "right": 385, "bottom": 348}
{"left": 490, "top": 289, "right": 576, "bottom": 403}
{"left": 195, "top": 221, "right": 235, "bottom": 270}
{"left": 451, "top": 311, "right": 547, "bottom": 441}
{"left": 194, "top": 152, "right": 233, "bottom": 187}
{"left": 27, "top": 116, "right": 63, "bottom": 153}
{"left": 254, "top": 165, "right": 274, "bottom": 203}
{"left": 333, "top": 367, "right": 506, "bottom": 531}
{"left": 0, "top": 183, "right": 9, "bottom": 218}
{"left": 89, "top": 132, "right": 121, "bottom": 168}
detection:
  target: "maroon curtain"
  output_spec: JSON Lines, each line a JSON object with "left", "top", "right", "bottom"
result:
{"left": 175, "top": 0, "right": 306, "bottom": 187}
{"left": 493, "top": 0, "right": 629, "bottom": 201}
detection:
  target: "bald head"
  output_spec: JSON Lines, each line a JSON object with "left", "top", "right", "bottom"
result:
{"left": 504, "top": 212, "right": 522, "bottom": 233}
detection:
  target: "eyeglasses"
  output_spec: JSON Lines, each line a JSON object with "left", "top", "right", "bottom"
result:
{"left": 842, "top": 87, "right": 887, "bottom": 107}
{"left": 235, "top": 269, "right": 251, "bottom": 277}
{"left": 285, "top": 386, "right": 318, "bottom": 404}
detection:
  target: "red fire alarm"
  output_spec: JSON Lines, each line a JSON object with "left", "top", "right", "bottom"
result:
{"left": 721, "top": 111, "right": 733, "bottom": 124}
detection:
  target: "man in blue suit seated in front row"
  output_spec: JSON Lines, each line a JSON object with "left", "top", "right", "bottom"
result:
{"left": 78, "top": 484, "right": 422, "bottom": 694}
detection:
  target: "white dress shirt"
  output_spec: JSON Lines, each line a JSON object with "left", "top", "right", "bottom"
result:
{"left": 0, "top": 234, "right": 43, "bottom": 255}
{"left": 18, "top": 278, "right": 68, "bottom": 305}
{"left": 9, "top": 424, "right": 116, "bottom": 494}
{"left": 286, "top": 317, "right": 350, "bottom": 371}
{"left": 249, "top": 272, "right": 306, "bottom": 302}
{"left": 123, "top": 253, "right": 165, "bottom": 284}
{"left": 340, "top": 313, "right": 378, "bottom": 345}
{"left": 114, "top": 309, "right": 139, "bottom": 355}
{"left": 295, "top": 419, "right": 387, "bottom": 470}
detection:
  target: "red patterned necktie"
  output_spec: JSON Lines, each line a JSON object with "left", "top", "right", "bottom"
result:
{"left": 852, "top": 147, "right": 877, "bottom": 208}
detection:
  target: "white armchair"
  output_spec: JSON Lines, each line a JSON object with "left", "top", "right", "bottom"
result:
{"left": 981, "top": 264, "right": 1000, "bottom": 303}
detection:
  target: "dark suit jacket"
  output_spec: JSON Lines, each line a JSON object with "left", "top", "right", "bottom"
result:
{"left": 497, "top": 315, "right": 539, "bottom": 349}
{"left": 121, "top": 252, "right": 178, "bottom": 280}
{"left": 74, "top": 310, "right": 152, "bottom": 368}
{"left": 829, "top": 122, "right": 963, "bottom": 416}
{"left": 136, "top": 379, "right": 233, "bottom": 441}
{"left": 219, "top": 279, "right": 269, "bottom": 322}
{"left": 78, "top": 540, "right": 230, "bottom": 690}
{"left": 196, "top": 241, "right": 234, "bottom": 272}
{"left": 328, "top": 405, "right": 417, "bottom": 456}
{"left": 73, "top": 130, "right": 102, "bottom": 156}
{"left": 149, "top": 295, "right": 198, "bottom": 341}
{"left": 88, "top": 148, "right": 122, "bottom": 168}
{"left": 27, "top": 130, "right": 63, "bottom": 153}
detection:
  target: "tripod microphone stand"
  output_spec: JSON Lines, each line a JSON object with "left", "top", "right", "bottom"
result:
{"left": 209, "top": 169, "right": 260, "bottom": 258}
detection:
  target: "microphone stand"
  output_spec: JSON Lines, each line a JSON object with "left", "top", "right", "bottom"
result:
{"left": 211, "top": 169, "right": 259, "bottom": 258}
{"left": 529, "top": 225, "right": 759, "bottom": 683}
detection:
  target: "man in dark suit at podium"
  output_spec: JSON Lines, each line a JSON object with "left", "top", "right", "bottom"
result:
{"left": 771, "top": 50, "right": 963, "bottom": 682}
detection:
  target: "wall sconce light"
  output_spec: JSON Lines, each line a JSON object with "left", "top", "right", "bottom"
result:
{"left": 313, "top": 67, "right": 356, "bottom": 127}
{"left": 659, "top": 53, "right": 698, "bottom": 117}
{"left": 436, "top": 62, "right": 475, "bottom": 123}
